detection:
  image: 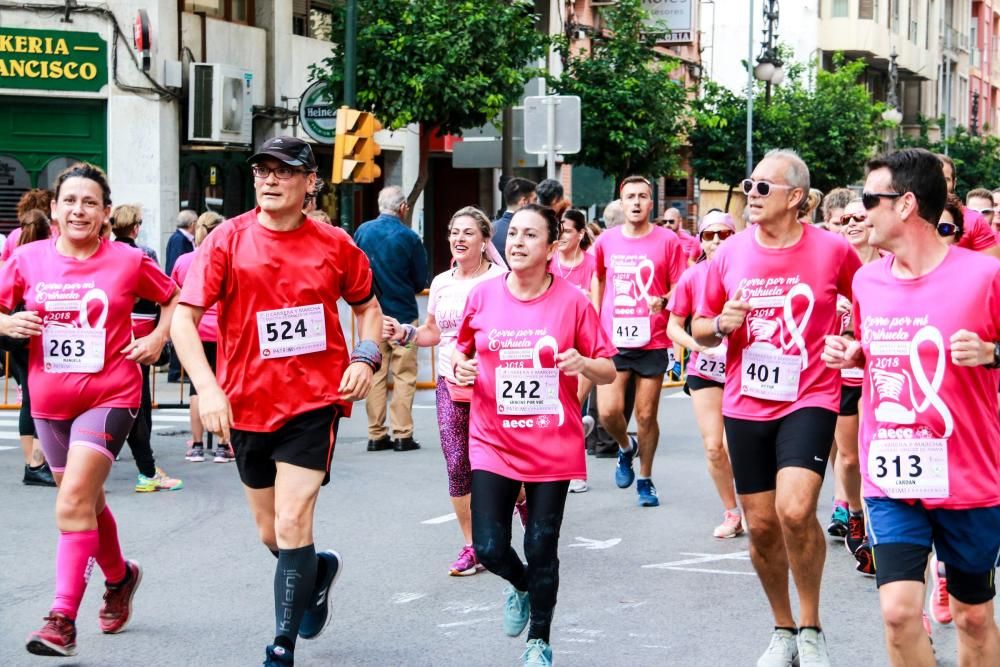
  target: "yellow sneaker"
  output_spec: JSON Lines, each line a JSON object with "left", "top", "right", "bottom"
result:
{"left": 135, "top": 467, "right": 183, "bottom": 492}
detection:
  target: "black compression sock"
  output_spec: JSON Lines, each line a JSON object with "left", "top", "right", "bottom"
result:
{"left": 799, "top": 625, "right": 822, "bottom": 633}
{"left": 273, "top": 635, "right": 294, "bottom": 652}
{"left": 273, "top": 544, "right": 317, "bottom": 648}
{"left": 776, "top": 626, "right": 798, "bottom": 634}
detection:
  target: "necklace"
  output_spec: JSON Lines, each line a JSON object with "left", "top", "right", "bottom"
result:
{"left": 454, "top": 257, "right": 487, "bottom": 280}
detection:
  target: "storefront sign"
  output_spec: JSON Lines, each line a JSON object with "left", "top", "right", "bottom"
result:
{"left": 0, "top": 27, "right": 108, "bottom": 92}
{"left": 642, "top": 0, "right": 694, "bottom": 44}
{"left": 298, "top": 81, "right": 337, "bottom": 145}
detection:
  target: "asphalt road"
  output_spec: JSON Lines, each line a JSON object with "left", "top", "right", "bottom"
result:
{"left": 0, "top": 388, "right": 990, "bottom": 666}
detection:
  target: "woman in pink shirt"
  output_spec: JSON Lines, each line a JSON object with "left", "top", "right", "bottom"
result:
{"left": 667, "top": 211, "right": 742, "bottom": 539}
{"left": 452, "top": 204, "right": 616, "bottom": 667}
{"left": 384, "top": 206, "right": 504, "bottom": 577}
{"left": 0, "top": 163, "right": 179, "bottom": 658}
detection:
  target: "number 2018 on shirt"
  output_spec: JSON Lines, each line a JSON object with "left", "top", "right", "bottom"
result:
{"left": 265, "top": 319, "right": 307, "bottom": 342}
{"left": 501, "top": 380, "right": 541, "bottom": 400}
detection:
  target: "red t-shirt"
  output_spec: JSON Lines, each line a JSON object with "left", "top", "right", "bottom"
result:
{"left": 0, "top": 239, "right": 176, "bottom": 419}
{"left": 593, "top": 225, "right": 685, "bottom": 350}
{"left": 456, "top": 274, "right": 617, "bottom": 482}
{"left": 959, "top": 209, "right": 998, "bottom": 252}
{"left": 853, "top": 247, "right": 1000, "bottom": 509}
{"left": 698, "top": 223, "right": 861, "bottom": 420}
{"left": 179, "top": 209, "right": 374, "bottom": 431}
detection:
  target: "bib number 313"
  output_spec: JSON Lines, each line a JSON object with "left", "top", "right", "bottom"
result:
{"left": 256, "top": 304, "right": 327, "bottom": 359}
{"left": 43, "top": 327, "right": 105, "bottom": 373}
{"left": 868, "top": 438, "right": 949, "bottom": 499}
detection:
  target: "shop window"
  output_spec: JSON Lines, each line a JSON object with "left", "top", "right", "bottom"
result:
{"left": 184, "top": 0, "right": 255, "bottom": 26}
{"left": 832, "top": 0, "right": 849, "bottom": 18}
{"left": 859, "top": 0, "right": 876, "bottom": 20}
{"left": 0, "top": 155, "right": 31, "bottom": 234}
{"left": 293, "top": 0, "right": 336, "bottom": 41}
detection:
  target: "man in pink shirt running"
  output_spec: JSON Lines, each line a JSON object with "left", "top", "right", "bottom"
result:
{"left": 937, "top": 154, "right": 1000, "bottom": 259}
{"left": 824, "top": 148, "right": 1000, "bottom": 667}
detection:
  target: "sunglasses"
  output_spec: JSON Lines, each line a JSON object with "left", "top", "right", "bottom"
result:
{"left": 700, "top": 229, "right": 735, "bottom": 242}
{"left": 838, "top": 213, "right": 867, "bottom": 225}
{"left": 861, "top": 191, "right": 903, "bottom": 210}
{"left": 741, "top": 179, "right": 794, "bottom": 197}
{"left": 973, "top": 207, "right": 996, "bottom": 217}
{"left": 937, "top": 221, "right": 958, "bottom": 237}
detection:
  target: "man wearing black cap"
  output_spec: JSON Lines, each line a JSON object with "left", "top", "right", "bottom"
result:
{"left": 171, "top": 135, "right": 384, "bottom": 666}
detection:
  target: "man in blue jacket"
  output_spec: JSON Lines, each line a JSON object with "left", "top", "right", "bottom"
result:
{"left": 354, "top": 186, "right": 428, "bottom": 452}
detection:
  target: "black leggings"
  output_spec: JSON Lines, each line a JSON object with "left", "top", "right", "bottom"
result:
{"left": 471, "top": 470, "right": 569, "bottom": 643}
{"left": 9, "top": 347, "right": 34, "bottom": 438}
{"left": 125, "top": 364, "right": 156, "bottom": 478}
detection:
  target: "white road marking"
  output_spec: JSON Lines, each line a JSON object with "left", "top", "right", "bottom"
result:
{"left": 0, "top": 445, "right": 16, "bottom": 451}
{"left": 413, "top": 404, "right": 436, "bottom": 410}
{"left": 392, "top": 592, "right": 426, "bottom": 604}
{"left": 437, "top": 617, "right": 494, "bottom": 628}
{"left": 421, "top": 513, "right": 457, "bottom": 525}
{"left": 568, "top": 536, "right": 621, "bottom": 550}
{"left": 643, "top": 550, "right": 754, "bottom": 575}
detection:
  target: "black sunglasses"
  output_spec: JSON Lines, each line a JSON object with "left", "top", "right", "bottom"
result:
{"left": 862, "top": 191, "right": 903, "bottom": 210}
{"left": 700, "top": 229, "right": 735, "bottom": 242}
{"left": 937, "top": 221, "right": 958, "bottom": 237}
{"left": 838, "top": 213, "right": 867, "bottom": 225}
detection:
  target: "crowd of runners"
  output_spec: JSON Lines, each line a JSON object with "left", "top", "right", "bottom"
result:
{"left": 3, "top": 137, "right": 999, "bottom": 667}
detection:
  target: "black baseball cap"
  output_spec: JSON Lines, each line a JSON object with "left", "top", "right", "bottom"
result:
{"left": 248, "top": 136, "right": 317, "bottom": 171}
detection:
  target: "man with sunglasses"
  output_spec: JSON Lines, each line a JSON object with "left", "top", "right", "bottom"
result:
{"left": 171, "top": 136, "right": 384, "bottom": 667}
{"left": 693, "top": 149, "right": 861, "bottom": 667}
{"left": 966, "top": 188, "right": 999, "bottom": 236}
{"left": 937, "top": 155, "right": 1000, "bottom": 258}
{"left": 825, "top": 147, "right": 1000, "bottom": 667}
{"left": 660, "top": 207, "right": 699, "bottom": 266}
{"left": 594, "top": 175, "right": 686, "bottom": 507}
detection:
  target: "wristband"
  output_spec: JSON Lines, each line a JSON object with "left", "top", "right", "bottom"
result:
{"left": 393, "top": 323, "right": 417, "bottom": 347}
{"left": 712, "top": 315, "right": 726, "bottom": 339}
{"left": 351, "top": 339, "right": 382, "bottom": 372}
{"left": 989, "top": 342, "right": 1000, "bottom": 369}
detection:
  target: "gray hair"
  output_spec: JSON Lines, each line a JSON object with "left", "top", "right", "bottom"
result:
{"left": 603, "top": 199, "right": 625, "bottom": 228}
{"left": 177, "top": 209, "right": 197, "bottom": 229}
{"left": 377, "top": 186, "right": 407, "bottom": 215}
{"left": 764, "top": 149, "right": 810, "bottom": 212}
{"left": 821, "top": 187, "right": 854, "bottom": 222}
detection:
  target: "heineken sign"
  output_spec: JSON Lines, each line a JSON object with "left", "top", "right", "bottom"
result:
{"left": 0, "top": 27, "right": 108, "bottom": 92}
{"left": 298, "top": 81, "right": 336, "bottom": 144}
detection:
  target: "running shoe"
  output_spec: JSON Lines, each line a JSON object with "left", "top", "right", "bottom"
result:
{"left": 669, "top": 360, "right": 683, "bottom": 381}
{"left": 184, "top": 442, "right": 205, "bottom": 462}
{"left": 826, "top": 504, "right": 849, "bottom": 538}
{"left": 852, "top": 536, "right": 875, "bottom": 576}
{"left": 23, "top": 462, "right": 56, "bottom": 486}
{"left": 922, "top": 611, "right": 932, "bottom": 640}
{"left": 797, "top": 628, "right": 831, "bottom": 666}
{"left": 636, "top": 478, "right": 659, "bottom": 507}
{"left": 514, "top": 499, "right": 528, "bottom": 529}
{"left": 213, "top": 443, "right": 235, "bottom": 463}
{"left": 756, "top": 628, "right": 798, "bottom": 667}
{"left": 713, "top": 510, "right": 745, "bottom": 538}
{"left": 449, "top": 545, "right": 483, "bottom": 577}
{"left": 263, "top": 644, "right": 293, "bottom": 666}
{"left": 928, "top": 555, "right": 952, "bottom": 624}
{"left": 614, "top": 436, "right": 637, "bottom": 488}
{"left": 25, "top": 612, "right": 77, "bottom": 657}
{"left": 299, "top": 550, "right": 343, "bottom": 640}
{"left": 503, "top": 586, "right": 530, "bottom": 637}
{"left": 522, "top": 638, "right": 553, "bottom": 666}
{"left": 568, "top": 479, "right": 589, "bottom": 494}
{"left": 845, "top": 513, "right": 866, "bottom": 555}
{"left": 135, "top": 467, "right": 183, "bottom": 492}
{"left": 581, "top": 415, "right": 596, "bottom": 438}
{"left": 99, "top": 560, "right": 142, "bottom": 634}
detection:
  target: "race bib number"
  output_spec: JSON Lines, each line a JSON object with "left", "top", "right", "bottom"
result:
{"left": 256, "top": 304, "right": 327, "bottom": 359}
{"left": 868, "top": 438, "right": 949, "bottom": 499}
{"left": 43, "top": 327, "right": 105, "bottom": 373}
{"left": 740, "top": 348, "right": 801, "bottom": 401}
{"left": 698, "top": 349, "right": 727, "bottom": 382}
{"left": 495, "top": 367, "right": 559, "bottom": 415}
{"left": 612, "top": 317, "right": 650, "bottom": 347}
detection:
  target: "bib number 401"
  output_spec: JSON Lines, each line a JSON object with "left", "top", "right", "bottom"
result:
{"left": 745, "top": 362, "right": 780, "bottom": 384}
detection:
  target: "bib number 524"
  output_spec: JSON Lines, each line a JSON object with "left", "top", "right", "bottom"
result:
{"left": 265, "top": 318, "right": 308, "bottom": 342}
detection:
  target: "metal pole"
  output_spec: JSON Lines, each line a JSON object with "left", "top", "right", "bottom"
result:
{"left": 545, "top": 97, "right": 557, "bottom": 179}
{"left": 746, "top": 0, "right": 754, "bottom": 178}
{"left": 340, "top": 0, "right": 357, "bottom": 231}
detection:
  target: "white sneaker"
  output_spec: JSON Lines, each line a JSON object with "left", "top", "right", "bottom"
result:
{"left": 568, "top": 479, "right": 589, "bottom": 493}
{"left": 797, "top": 628, "right": 830, "bottom": 666}
{"left": 757, "top": 629, "right": 799, "bottom": 667}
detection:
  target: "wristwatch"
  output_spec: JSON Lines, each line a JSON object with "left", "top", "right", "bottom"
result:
{"left": 989, "top": 341, "right": 1000, "bottom": 369}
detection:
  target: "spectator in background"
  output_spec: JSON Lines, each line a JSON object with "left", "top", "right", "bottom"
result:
{"left": 4, "top": 189, "right": 54, "bottom": 264}
{"left": 310, "top": 210, "right": 332, "bottom": 225}
{"left": 165, "top": 209, "right": 196, "bottom": 276}
{"left": 491, "top": 178, "right": 537, "bottom": 266}
{"left": 111, "top": 205, "right": 183, "bottom": 493}
{"left": 602, "top": 199, "right": 625, "bottom": 229}
{"left": 354, "top": 186, "right": 429, "bottom": 452}
{"left": 536, "top": 178, "right": 568, "bottom": 217}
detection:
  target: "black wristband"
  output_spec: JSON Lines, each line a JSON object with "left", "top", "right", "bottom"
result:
{"left": 989, "top": 342, "right": 1000, "bottom": 369}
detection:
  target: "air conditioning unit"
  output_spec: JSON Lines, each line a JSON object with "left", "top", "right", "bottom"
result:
{"left": 188, "top": 63, "right": 253, "bottom": 145}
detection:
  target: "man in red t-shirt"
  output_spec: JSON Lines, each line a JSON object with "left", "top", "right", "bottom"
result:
{"left": 171, "top": 136, "right": 383, "bottom": 667}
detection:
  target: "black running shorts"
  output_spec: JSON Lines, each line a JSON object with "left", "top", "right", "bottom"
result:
{"left": 723, "top": 407, "right": 837, "bottom": 495}
{"left": 839, "top": 384, "right": 861, "bottom": 417}
{"left": 685, "top": 374, "right": 724, "bottom": 395}
{"left": 231, "top": 405, "right": 343, "bottom": 489}
{"left": 613, "top": 348, "right": 670, "bottom": 378}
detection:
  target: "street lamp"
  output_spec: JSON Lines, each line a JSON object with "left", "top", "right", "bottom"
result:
{"left": 882, "top": 48, "right": 902, "bottom": 148}
{"left": 755, "top": 0, "right": 784, "bottom": 105}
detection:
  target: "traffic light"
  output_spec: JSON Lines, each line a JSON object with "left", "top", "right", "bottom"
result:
{"left": 332, "top": 106, "right": 382, "bottom": 184}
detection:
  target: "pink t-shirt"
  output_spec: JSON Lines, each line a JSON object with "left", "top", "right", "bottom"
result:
{"left": 427, "top": 262, "right": 505, "bottom": 381}
{"left": 959, "top": 209, "right": 998, "bottom": 252}
{"left": 171, "top": 249, "right": 219, "bottom": 342}
{"left": 667, "top": 261, "right": 727, "bottom": 383}
{"left": 0, "top": 239, "right": 177, "bottom": 419}
{"left": 698, "top": 223, "right": 861, "bottom": 420}
{"left": 853, "top": 247, "right": 1000, "bottom": 509}
{"left": 549, "top": 251, "right": 596, "bottom": 295}
{"left": 593, "top": 225, "right": 685, "bottom": 350}
{"left": 678, "top": 229, "right": 700, "bottom": 263}
{"left": 838, "top": 294, "right": 864, "bottom": 387}
{"left": 456, "top": 275, "right": 617, "bottom": 482}
{"left": 1, "top": 227, "right": 22, "bottom": 261}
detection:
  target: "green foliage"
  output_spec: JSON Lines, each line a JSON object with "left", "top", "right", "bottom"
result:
{"left": 897, "top": 119, "right": 1000, "bottom": 197}
{"left": 689, "top": 54, "right": 887, "bottom": 195}
{"left": 310, "top": 0, "right": 548, "bottom": 136}
{"left": 549, "top": 0, "right": 688, "bottom": 182}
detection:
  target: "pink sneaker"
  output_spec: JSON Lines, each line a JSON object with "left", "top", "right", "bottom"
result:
{"left": 514, "top": 500, "right": 528, "bottom": 530}
{"left": 922, "top": 611, "right": 932, "bottom": 639}
{"left": 928, "top": 556, "right": 952, "bottom": 624}
{"left": 449, "top": 545, "right": 483, "bottom": 576}
{"left": 713, "top": 510, "right": 745, "bottom": 538}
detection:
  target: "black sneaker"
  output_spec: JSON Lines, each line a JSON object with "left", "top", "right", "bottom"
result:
{"left": 366, "top": 436, "right": 392, "bottom": 452}
{"left": 845, "top": 513, "right": 866, "bottom": 555}
{"left": 23, "top": 463, "right": 56, "bottom": 487}
{"left": 298, "top": 550, "right": 343, "bottom": 640}
{"left": 393, "top": 437, "right": 420, "bottom": 452}
{"left": 263, "top": 644, "right": 293, "bottom": 666}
